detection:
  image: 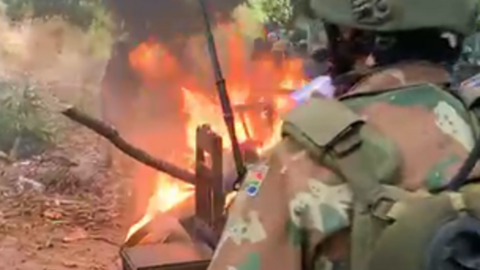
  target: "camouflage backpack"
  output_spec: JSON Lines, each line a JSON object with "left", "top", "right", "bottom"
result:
{"left": 281, "top": 71, "right": 480, "bottom": 270}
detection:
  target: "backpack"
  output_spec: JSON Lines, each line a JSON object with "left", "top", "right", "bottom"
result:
{"left": 281, "top": 76, "right": 480, "bottom": 270}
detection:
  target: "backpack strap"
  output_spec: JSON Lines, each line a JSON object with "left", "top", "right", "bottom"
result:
{"left": 282, "top": 97, "right": 407, "bottom": 270}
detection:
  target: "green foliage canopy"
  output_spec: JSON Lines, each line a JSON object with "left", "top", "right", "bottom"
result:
{"left": 2, "top": 0, "right": 109, "bottom": 30}
{"left": 247, "top": 0, "right": 293, "bottom": 26}
{"left": 0, "top": 78, "right": 58, "bottom": 159}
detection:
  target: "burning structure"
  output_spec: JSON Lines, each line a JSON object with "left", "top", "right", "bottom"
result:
{"left": 116, "top": 31, "right": 305, "bottom": 268}
{"left": 95, "top": 0, "right": 308, "bottom": 269}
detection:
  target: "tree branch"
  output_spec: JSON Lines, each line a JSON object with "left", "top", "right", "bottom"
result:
{"left": 61, "top": 107, "right": 196, "bottom": 184}
{"left": 37, "top": 90, "right": 196, "bottom": 185}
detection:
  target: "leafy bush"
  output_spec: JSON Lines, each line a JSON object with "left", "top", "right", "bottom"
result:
{"left": 247, "top": 0, "right": 293, "bottom": 26}
{"left": 2, "top": 0, "right": 106, "bottom": 30}
{"left": 2, "top": 0, "right": 113, "bottom": 59}
{"left": 0, "top": 78, "right": 58, "bottom": 159}
{"left": 84, "top": 4, "right": 113, "bottom": 59}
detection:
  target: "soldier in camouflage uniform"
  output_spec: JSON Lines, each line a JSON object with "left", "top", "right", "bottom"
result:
{"left": 207, "top": 0, "right": 480, "bottom": 270}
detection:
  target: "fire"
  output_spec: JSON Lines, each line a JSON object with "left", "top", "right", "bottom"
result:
{"left": 124, "top": 23, "right": 306, "bottom": 242}
{"left": 279, "top": 60, "right": 308, "bottom": 90}
{"left": 182, "top": 87, "right": 250, "bottom": 153}
{"left": 126, "top": 175, "right": 194, "bottom": 240}
{"left": 129, "top": 39, "right": 180, "bottom": 81}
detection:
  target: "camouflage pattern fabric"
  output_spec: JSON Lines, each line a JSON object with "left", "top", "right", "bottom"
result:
{"left": 206, "top": 61, "right": 480, "bottom": 270}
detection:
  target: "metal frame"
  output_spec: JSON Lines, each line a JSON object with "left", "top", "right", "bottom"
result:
{"left": 233, "top": 101, "right": 276, "bottom": 142}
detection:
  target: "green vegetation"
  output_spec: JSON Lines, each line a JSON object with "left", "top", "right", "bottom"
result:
{"left": 0, "top": 0, "right": 113, "bottom": 160}
{"left": 0, "top": 78, "right": 59, "bottom": 159}
{"left": 247, "top": 0, "right": 293, "bottom": 26}
{"left": 2, "top": 0, "right": 108, "bottom": 30}
{"left": 2, "top": 0, "right": 113, "bottom": 58}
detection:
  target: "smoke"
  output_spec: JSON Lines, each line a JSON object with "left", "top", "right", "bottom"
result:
{"left": 106, "top": 0, "right": 245, "bottom": 42}
{"left": 181, "top": 4, "right": 265, "bottom": 93}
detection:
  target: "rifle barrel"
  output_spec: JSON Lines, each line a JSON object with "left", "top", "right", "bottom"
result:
{"left": 198, "top": 0, "right": 246, "bottom": 180}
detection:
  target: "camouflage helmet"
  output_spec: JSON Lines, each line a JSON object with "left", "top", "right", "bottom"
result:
{"left": 307, "top": 0, "right": 478, "bottom": 35}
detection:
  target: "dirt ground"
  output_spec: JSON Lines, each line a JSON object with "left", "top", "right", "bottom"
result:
{"left": 0, "top": 126, "right": 130, "bottom": 270}
{"left": 0, "top": 214, "right": 123, "bottom": 270}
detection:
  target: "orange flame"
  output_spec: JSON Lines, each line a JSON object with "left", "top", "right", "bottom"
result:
{"left": 124, "top": 23, "right": 306, "bottom": 242}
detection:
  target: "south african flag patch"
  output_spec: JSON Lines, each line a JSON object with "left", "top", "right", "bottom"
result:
{"left": 243, "top": 164, "right": 269, "bottom": 197}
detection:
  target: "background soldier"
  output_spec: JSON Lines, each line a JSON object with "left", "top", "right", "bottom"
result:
{"left": 207, "top": 0, "right": 480, "bottom": 270}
